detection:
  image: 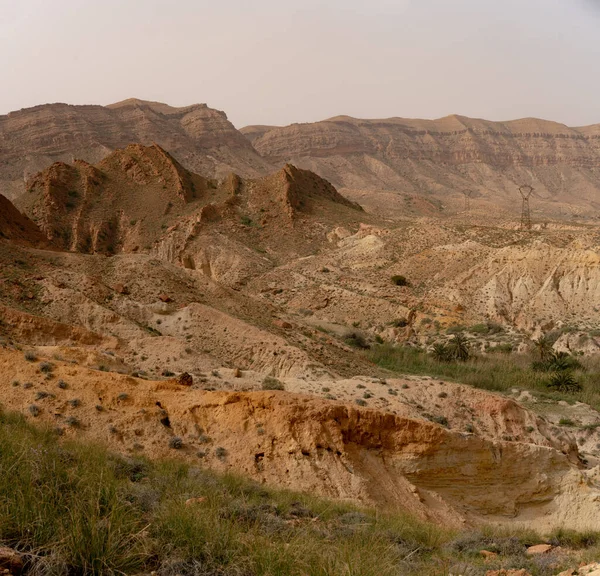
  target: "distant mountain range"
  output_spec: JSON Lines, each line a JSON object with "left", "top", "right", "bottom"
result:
{"left": 2, "top": 100, "right": 600, "bottom": 218}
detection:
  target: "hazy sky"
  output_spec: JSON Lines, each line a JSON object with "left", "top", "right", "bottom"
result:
{"left": 1, "top": 0, "right": 599, "bottom": 127}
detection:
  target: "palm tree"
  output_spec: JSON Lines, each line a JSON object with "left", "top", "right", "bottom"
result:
{"left": 431, "top": 343, "right": 451, "bottom": 362}
{"left": 547, "top": 371, "right": 582, "bottom": 394}
{"left": 448, "top": 334, "right": 470, "bottom": 362}
{"left": 534, "top": 336, "right": 553, "bottom": 362}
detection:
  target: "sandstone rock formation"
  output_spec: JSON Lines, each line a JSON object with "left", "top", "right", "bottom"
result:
{"left": 242, "top": 114, "right": 600, "bottom": 218}
{"left": 0, "top": 99, "right": 273, "bottom": 200}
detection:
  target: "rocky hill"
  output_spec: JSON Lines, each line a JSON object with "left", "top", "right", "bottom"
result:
{"left": 0, "top": 99, "right": 272, "bottom": 201}
{"left": 17, "top": 145, "right": 366, "bottom": 277}
{"left": 242, "top": 115, "right": 600, "bottom": 218}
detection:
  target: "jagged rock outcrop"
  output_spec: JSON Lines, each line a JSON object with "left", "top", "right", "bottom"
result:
{"left": 0, "top": 99, "right": 273, "bottom": 200}
{"left": 242, "top": 115, "right": 600, "bottom": 217}
{"left": 18, "top": 150, "right": 366, "bottom": 288}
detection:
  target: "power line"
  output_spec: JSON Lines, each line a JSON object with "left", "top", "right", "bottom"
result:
{"left": 518, "top": 185, "right": 534, "bottom": 230}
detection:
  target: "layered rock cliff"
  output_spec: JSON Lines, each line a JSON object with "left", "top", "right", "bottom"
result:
{"left": 0, "top": 99, "right": 272, "bottom": 200}
{"left": 242, "top": 115, "right": 600, "bottom": 217}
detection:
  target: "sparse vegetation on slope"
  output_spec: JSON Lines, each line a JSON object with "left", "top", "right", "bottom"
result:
{"left": 367, "top": 343, "right": 600, "bottom": 410}
{"left": 1, "top": 407, "right": 598, "bottom": 576}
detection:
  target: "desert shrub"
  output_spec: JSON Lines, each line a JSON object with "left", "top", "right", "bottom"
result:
{"left": 548, "top": 528, "right": 600, "bottom": 549}
{"left": 355, "top": 399, "right": 367, "bottom": 406}
{"left": 39, "top": 361, "right": 54, "bottom": 373}
{"left": 390, "top": 318, "right": 408, "bottom": 328}
{"left": 57, "top": 380, "right": 68, "bottom": 389}
{"left": 559, "top": 418, "right": 575, "bottom": 427}
{"left": 262, "top": 376, "right": 284, "bottom": 391}
{"left": 344, "top": 331, "right": 370, "bottom": 349}
{"left": 424, "top": 414, "right": 449, "bottom": 428}
{"left": 68, "top": 398, "right": 81, "bottom": 408}
{"left": 28, "top": 404, "right": 41, "bottom": 417}
{"left": 65, "top": 416, "right": 80, "bottom": 427}
{"left": 169, "top": 437, "right": 183, "bottom": 450}
{"left": 391, "top": 275, "right": 409, "bottom": 286}
{"left": 215, "top": 447, "right": 228, "bottom": 460}
{"left": 446, "top": 325, "right": 466, "bottom": 335}
{"left": 24, "top": 351, "right": 37, "bottom": 362}
{"left": 117, "top": 393, "right": 130, "bottom": 401}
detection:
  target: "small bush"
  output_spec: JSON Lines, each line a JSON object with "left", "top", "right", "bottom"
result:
{"left": 39, "top": 361, "right": 54, "bottom": 373}
{"left": 57, "top": 380, "right": 68, "bottom": 389}
{"left": 548, "top": 528, "right": 600, "bottom": 549}
{"left": 69, "top": 399, "right": 81, "bottom": 408}
{"left": 28, "top": 404, "right": 41, "bottom": 417}
{"left": 169, "top": 437, "right": 183, "bottom": 449}
{"left": 391, "top": 275, "right": 409, "bottom": 287}
{"left": 262, "top": 376, "right": 284, "bottom": 391}
{"left": 117, "top": 393, "right": 130, "bottom": 401}
{"left": 344, "top": 331, "right": 370, "bottom": 349}
{"left": 559, "top": 418, "right": 576, "bottom": 427}
{"left": 215, "top": 447, "right": 227, "bottom": 460}
{"left": 355, "top": 399, "right": 367, "bottom": 407}
{"left": 65, "top": 416, "right": 79, "bottom": 427}
{"left": 24, "top": 351, "right": 37, "bottom": 362}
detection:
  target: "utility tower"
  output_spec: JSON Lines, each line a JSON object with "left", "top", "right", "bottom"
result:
{"left": 462, "top": 190, "right": 473, "bottom": 213}
{"left": 518, "top": 185, "right": 534, "bottom": 230}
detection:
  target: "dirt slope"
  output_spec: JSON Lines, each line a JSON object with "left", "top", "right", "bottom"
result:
{"left": 0, "top": 194, "right": 49, "bottom": 247}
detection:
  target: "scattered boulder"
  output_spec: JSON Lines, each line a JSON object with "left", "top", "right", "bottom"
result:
{"left": 526, "top": 544, "right": 553, "bottom": 555}
{"left": 480, "top": 550, "right": 498, "bottom": 561}
{"left": 113, "top": 283, "right": 130, "bottom": 295}
{"left": 176, "top": 372, "right": 193, "bottom": 387}
{"left": 158, "top": 293, "right": 173, "bottom": 303}
{"left": 0, "top": 546, "right": 24, "bottom": 575}
{"left": 233, "top": 368, "right": 242, "bottom": 378}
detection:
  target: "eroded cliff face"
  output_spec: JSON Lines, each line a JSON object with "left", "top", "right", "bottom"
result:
{"left": 0, "top": 99, "right": 273, "bottom": 200}
{"left": 1, "top": 345, "right": 598, "bottom": 531}
{"left": 243, "top": 115, "right": 600, "bottom": 216}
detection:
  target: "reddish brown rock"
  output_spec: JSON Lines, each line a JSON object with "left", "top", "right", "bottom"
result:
{"left": 113, "top": 283, "right": 130, "bottom": 295}
{"left": 0, "top": 546, "right": 24, "bottom": 575}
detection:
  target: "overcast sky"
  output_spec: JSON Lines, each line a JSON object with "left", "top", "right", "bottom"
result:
{"left": 1, "top": 0, "right": 599, "bottom": 127}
